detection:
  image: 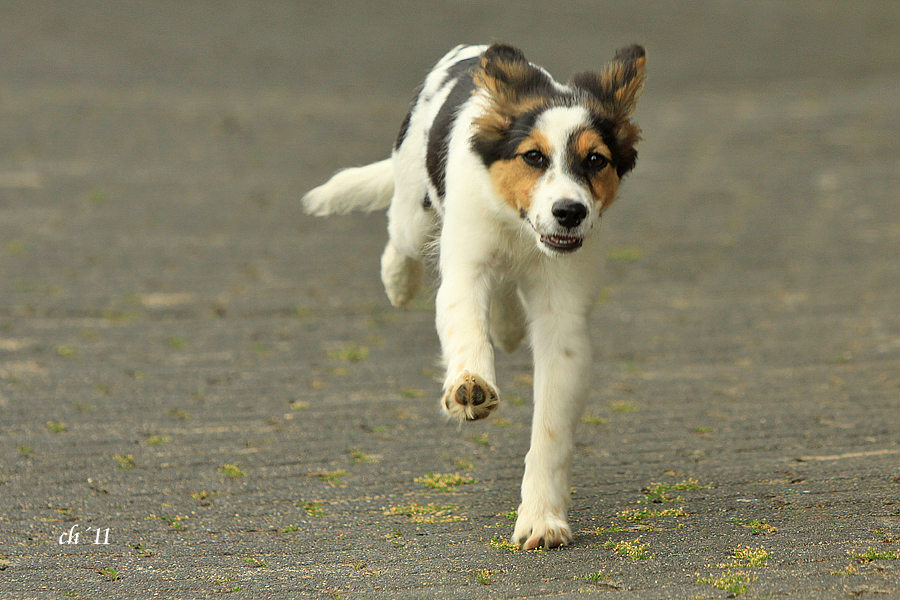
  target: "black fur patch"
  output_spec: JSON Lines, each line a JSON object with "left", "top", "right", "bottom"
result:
{"left": 471, "top": 107, "right": 545, "bottom": 167}
{"left": 394, "top": 108, "right": 413, "bottom": 151}
{"left": 424, "top": 57, "right": 480, "bottom": 200}
{"left": 589, "top": 115, "right": 637, "bottom": 178}
{"left": 558, "top": 117, "right": 637, "bottom": 180}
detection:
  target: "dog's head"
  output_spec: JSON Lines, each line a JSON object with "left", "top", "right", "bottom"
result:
{"left": 472, "top": 43, "right": 645, "bottom": 256}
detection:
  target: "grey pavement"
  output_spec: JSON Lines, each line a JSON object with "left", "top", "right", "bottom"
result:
{"left": 1, "top": 1, "right": 899, "bottom": 598}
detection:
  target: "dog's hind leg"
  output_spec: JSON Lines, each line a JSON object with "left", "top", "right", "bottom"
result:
{"left": 489, "top": 279, "right": 527, "bottom": 354}
{"left": 380, "top": 170, "right": 435, "bottom": 307}
{"left": 381, "top": 241, "right": 425, "bottom": 307}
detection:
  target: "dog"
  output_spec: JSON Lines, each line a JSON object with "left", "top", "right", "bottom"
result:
{"left": 302, "top": 43, "right": 645, "bottom": 549}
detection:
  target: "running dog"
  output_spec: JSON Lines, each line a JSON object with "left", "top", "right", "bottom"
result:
{"left": 302, "top": 43, "right": 645, "bottom": 549}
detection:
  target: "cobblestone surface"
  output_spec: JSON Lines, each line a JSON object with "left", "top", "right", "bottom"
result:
{"left": 1, "top": 2, "right": 899, "bottom": 598}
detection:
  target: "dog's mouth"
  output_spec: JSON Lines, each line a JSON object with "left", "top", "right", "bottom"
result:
{"left": 540, "top": 234, "right": 583, "bottom": 253}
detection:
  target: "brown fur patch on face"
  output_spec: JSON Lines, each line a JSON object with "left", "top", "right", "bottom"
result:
{"left": 569, "top": 128, "right": 620, "bottom": 210}
{"left": 592, "top": 161, "right": 621, "bottom": 211}
{"left": 471, "top": 44, "right": 562, "bottom": 167}
{"left": 488, "top": 131, "right": 550, "bottom": 215}
{"left": 472, "top": 95, "right": 549, "bottom": 156}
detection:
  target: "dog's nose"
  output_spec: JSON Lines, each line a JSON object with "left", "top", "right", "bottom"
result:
{"left": 551, "top": 199, "right": 588, "bottom": 229}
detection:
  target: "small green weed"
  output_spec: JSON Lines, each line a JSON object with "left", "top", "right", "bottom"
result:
{"left": 452, "top": 458, "right": 474, "bottom": 470}
{"left": 400, "top": 386, "right": 425, "bottom": 398}
{"left": 214, "top": 575, "right": 242, "bottom": 592}
{"left": 386, "top": 528, "right": 405, "bottom": 547}
{"left": 5, "top": 240, "right": 25, "bottom": 255}
{"left": 715, "top": 546, "right": 769, "bottom": 568}
{"left": 609, "top": 401, "right": 639, "bottom": 413}
{"left": 167, "top": 408, "right": 191, "bottom": 421}
{"left": 146, "top": 514, "right": 187, "bottom": 529}
{"left": 582, "top": 414, "right": 609, "bottom": 425}
{"left": 873, "top": 529, "right": 900, "bottom": 543}
{"left": 114, "top": 454, "right": 135, "bottom": 469}
{"left": 831, "top": 563, "right": 858, "bottom": 575}
{"left": 507, "top": 394, "right": 526, "bottom": 406}
{"left": 641, "top": 478, "right": 709, "bottom": 504}
{"left": 849, "top": 547, "right": 900, "bottom": 562}
{"left": 301, "top": 501, "right": 326, "bottom": 517}
{"left": 487, "top": 534, "right": 520, "bottom": 552}
{"left": 311, "top": 469, "right": 347, "bottom": 486}
{"left": 616, "top": 506, "right": 685, "bottom": 522}
{"left": 45, "top": 421, "right": 67, "bottom": 433}
{"left": 607, "top": 246, "right": 643, "bottom": 262}
{"left": 242, "top": 556, "right": 267, "bottom": 568}
{"left": 347, "top": 448, "right": 378, "bottom": 464}
{"left": 88, "top": 189, "right": 108, "bottom": 205}
{"left": 54, "top": 345, "right": 76, "bottom": 358}
{"left": 328, "top": 344, "right": 369, "bottom": 362}
{"left": 415, "top": 471, "right": 474, "bottom": 492}
{"left": 475, "top": 569, "right": 492, "bottom": 584}
{"left": 698, "top": 571, "right": 755, "bottom": 596}
{"left": 98, "top": 567, "right": 121, "bottom": 581}
{"left": 219, "top": 464, "right": 246, "bottom": 479}
{"left": 165, "top": 336, "right": 188, "bottom": 350}
{"left": 604, "top": 537, "right": 650, "bottom": 560}
{"left": 190, "top": 490, "right": 216, "bottom": 504}
{"left": 574, "top": 570, "right": 610, "bottom": 581}
{"left": 385, "top": 503, "right": 462, "bottom": 523}
{"left": 733, "top": 518, "right": 778, "bottom": 535}
{"left": 470, "top": 433, "right": 490, "bottom": 446}
{"left": 592, "top": 523, "right": 631, "bottom": 535}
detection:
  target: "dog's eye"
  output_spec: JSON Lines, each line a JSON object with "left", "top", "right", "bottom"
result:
{"left": 584, "top": 152, "right": 609, "bottom": 172}
{"left": 521, "top": 150, "right": 548, "bottom": 169}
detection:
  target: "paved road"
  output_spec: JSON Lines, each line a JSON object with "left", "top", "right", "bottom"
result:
{"left": 1, "top": 1, "right": 899, "bottom": 598}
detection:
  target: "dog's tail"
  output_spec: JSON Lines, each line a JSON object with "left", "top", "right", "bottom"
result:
{"left": 302, "top": 158, "right": 394, "bottom": 216}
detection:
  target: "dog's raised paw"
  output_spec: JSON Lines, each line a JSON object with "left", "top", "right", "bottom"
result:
{"left": 512, "top": 512, "right": 572, "bottom": 550}
{"left": 442, "top": 371, "right": 499, "bottom": 421}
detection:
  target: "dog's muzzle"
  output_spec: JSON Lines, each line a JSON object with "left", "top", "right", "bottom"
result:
{"left": 540, "top": 233, "right": 584, "bottom": 252}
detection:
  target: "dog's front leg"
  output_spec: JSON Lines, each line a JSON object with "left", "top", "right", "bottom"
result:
{"left": 434, "top": 224, "right": 500, "bottom": 421}
{"left": 513, "top": 285, "right": 594, "bottom": 549}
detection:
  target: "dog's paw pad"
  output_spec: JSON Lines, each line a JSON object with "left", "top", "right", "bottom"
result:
{"left": 442, "top": 372, "right": 498, "bottom": 421}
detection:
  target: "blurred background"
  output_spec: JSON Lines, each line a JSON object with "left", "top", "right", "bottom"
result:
{"left": 1, "top": 2, "right": 899, "bottom": 597}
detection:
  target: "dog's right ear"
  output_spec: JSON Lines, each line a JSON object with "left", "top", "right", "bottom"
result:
{"left": 472, "top": 43, "right": 554, "bottom": 156}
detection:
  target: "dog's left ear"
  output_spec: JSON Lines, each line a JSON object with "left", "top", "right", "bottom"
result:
{"left": 572, "top": 44, "right": 646, "bottom": 118}
{"left": 572, "top": 45, "right": 646, "bottom": 177}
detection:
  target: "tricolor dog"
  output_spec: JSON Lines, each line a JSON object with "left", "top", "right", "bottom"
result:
{"left": 303, "top": 43, "right": 645, "bottom": 549}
